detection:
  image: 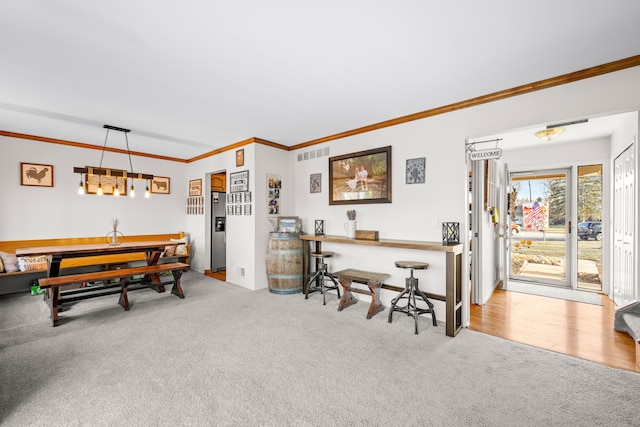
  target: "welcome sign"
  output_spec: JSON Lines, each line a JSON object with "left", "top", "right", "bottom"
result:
{"left": 469, "top": 148, "right": 502, "bottom": 161}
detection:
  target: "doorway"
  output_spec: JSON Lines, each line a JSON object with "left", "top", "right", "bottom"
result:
{"left": 210, "top": 171, "right": 227, "bottom": 278}
{"left": 509, "top": 169, "right": 571, "bottom": 287}
{"left": 506, "top": 164, "right": 603, "bottom": 291}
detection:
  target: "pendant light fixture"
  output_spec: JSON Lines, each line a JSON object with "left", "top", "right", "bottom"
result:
{"left": 74, "top": 124, "right": 154, "bottom": 197}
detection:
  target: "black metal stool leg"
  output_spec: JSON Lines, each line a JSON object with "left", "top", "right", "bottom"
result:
{"left": 388, "top": 283, "right": 409, "bottom": 323}
{"left": 306, "top": 270, "right": 321, "bottom": 299}
{"left": 326, "top": 273, "right": 341, "bottom": 298}
{"left": 415, "top": 287, "right": 437, "bottom": 326}
{"left": 307, "top": 254, "right": 340, "bottom": 304}
{"left": 389, "top": 267, "right": 436, "bottom": 334}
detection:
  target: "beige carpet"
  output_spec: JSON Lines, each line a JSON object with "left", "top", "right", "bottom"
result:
{"left": 1, "top": 272, "right": 639, "bottom": 426}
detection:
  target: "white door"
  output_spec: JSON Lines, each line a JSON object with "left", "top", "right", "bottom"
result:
{"left": 613, "top": 143, "right": 635, "bottom": 307}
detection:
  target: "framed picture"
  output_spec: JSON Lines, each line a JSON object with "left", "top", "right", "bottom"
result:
{"left": 236, "top": 149, "right": 244, "bottom": 167}
{"left": 234, "top": 205, "right": 242, "bottom": 216}
{"left": 151, "top": 176, "right": 170, "bottom": 194}
{"left": 405, "top": 157, "right": 426, "bottom": 184}
{"left": 310, "top": 173, "right": 321, "bottom": 193}
{"left": 189, "top": 179, "right": 202, "bottom": 196}
{"left": 227, "top": 205, "right": 233, "bottom": 215}
{"left": 244, "top": 204, "right": 252, "bottom": 215}
{"left": 267, "top": 174, "right": 281, "bottom": 216}
{"left": 244, "top": 192, "right": 252, "bottom": 203}
{"left": 278, "top": 216, "right": 298, "bottom": 233}
{"left": 85, "top": 172, "right": 126, "bottom": 196}
{"left": 230, "top": 170, "right": 249, "bottom": 193}
{"left": 20, "top": 162, "right": 54, "bottom": 187}
{"left": 234, "top": 193, "right": 242, "bottom": 204}
{"left": 328, "top": 146, "right": 392, "bottom": 205}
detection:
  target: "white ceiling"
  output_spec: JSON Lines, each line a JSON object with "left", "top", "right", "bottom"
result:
{"left": 1, "top": 1, "right": 639, "bottom": 160}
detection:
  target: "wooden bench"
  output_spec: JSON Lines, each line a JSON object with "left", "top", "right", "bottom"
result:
{"left": 333, "top": 269, "right": 390, "bottom": 319}
{"left": 38, "top": 262, "right": 189, "bottom": 326}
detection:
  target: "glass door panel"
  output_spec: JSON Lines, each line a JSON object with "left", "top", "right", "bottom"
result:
{"left": 577, "top": 164, "right": 603, "bottom": 291}
{"left": 509, "top": 170, "right": 570, "bottom": 287}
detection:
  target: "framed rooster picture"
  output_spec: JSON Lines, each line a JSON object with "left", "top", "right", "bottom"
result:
{"left": 20, "top": 162, "right": 54, "bottom": 187}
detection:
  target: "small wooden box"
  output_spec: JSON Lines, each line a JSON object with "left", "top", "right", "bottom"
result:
{"left": 355, "top": 230, "right": 379, "bottom": 241}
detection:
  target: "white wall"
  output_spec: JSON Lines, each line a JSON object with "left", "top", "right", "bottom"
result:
{"left": 0, "top": 136, "right": 187, "bottom": 239}
{"left": 287, "top": 66, "right": 640, "bottom": 324}
{"left": 187, "top": 142, "right": 291, "bottom": 291}
{"left": 3, "top": 65, "right": 640, "bottom": 327}
{"left": 254, "top": 144, "right": 292, "bottom": 290}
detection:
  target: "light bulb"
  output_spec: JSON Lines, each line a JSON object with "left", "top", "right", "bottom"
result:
{"left": 113, "top": 186, "right": 120, "bottom": 197}
{"left": 97, "top": 184, "right": 103, "bottom": 196}
{"left": 130, "top": 185, "right": 135, "bottom": 198}
{"left": 78, "top": 179, "right": 84, "bottom": 195}
{"left": 145, "top": 185, "right": 150, "bottom": 198}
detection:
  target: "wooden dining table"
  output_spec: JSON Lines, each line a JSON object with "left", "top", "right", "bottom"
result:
{"left": 16, "top": 240, "right": 177, "bottom": 278}
{"left": 17, "top": 240, "right": 183, "bottom": 326}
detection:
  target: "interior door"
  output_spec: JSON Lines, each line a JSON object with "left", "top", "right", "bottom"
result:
{"left": 509, "top": 169, "right": 571, "bottom": 287}
{"left": 614, "top": 144, "right": 635, "bottom": 307}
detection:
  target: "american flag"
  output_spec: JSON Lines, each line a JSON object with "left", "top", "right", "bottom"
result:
{"left": 524, "top": 201, "right": 546, "bottom": 230}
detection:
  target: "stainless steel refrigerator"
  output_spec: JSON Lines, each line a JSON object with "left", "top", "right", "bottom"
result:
{"left": 211, "top": 192, "right": 226, "bottom": 272}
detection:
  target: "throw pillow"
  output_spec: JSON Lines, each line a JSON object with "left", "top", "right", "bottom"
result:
{"left": 170, "top": 237, "right": 188, "bottom": 256}
{"left": 0, "top": 251, "right": 20, "bottom": 273}
{"left": 0, "top": 255, "right": 4, "bottom": 273}
{"left": 164, "top": 246, "right": 176, "bottom": 257}
{"left": 18, "top": 255, "right": 51, "bottom": 271}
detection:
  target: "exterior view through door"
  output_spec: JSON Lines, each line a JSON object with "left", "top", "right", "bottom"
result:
{"left": 508, "top": 165, "right": 602, "bottom": 291}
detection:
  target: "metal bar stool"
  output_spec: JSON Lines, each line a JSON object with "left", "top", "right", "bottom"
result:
{"left": 305, "top": 251, "right": 341, "bottom": 305}
{"left": 388, "top": 261, "right": 437, "bottom": 334}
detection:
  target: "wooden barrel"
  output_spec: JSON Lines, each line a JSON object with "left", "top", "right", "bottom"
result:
{"left": 266, "top": 232, "right": 303, "bottom": 294}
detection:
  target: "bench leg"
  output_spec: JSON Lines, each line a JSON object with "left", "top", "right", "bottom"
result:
{"left": 49, "top": 287, "right": 60, "bottom": 327}
{"left": 171, "top": 269, "right": 185, "bottom": 298}
{"left": 366, "top": 281, "right": 385, "bottom": 319}
{"left": 337, "top": 278, "right": 357, "bottom": 312}
{"left": 118, "top": 279, "right": 130, "bottom": 311}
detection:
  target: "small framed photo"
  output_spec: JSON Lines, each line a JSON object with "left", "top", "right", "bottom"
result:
{"left": 151, "top": 176, "right": 170, "bottom": 194}
{"left": 310, "top": 173, "right": 321, "bottom": 193}
{"left": 230, "top": 170, "right": 249, "bottom": 193}
{"left": 278, "top": 216, "right": 299, "bottom": 233}
{"left": 227, "top": 205, "right": 233, "bottom": 215}
{"left": 406, "top": 157, "right": 426, "bottom": 184}
{"left": 244, "top": 192, "right": 252, "bottom": 203}
{"left": 236, "top": 149, "right": 244, "bottom": 167}
{"left": 21, "top": 162, "right": 54, "bottom": 187}
{"left": 235, "top": 193, "right": 242, "bottom": 204}
{"left": 234, "top": 205, "right": 242, "bottom": 215}
{"left": 244, "top": 204, "right": 252, "bottom": 215}
{"left": 189, "top": 179, "right": 202, "bottom": 196}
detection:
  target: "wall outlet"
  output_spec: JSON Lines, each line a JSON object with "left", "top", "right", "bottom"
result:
{"left": 240, "top": 268, "right": 245, "bottom": 277}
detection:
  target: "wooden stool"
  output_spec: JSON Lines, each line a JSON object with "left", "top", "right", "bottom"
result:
{"left": 388, "top": 261, "right": 437, "bottom": 334}
{"left": 305, "top": 251, "right": 341, "bottom": 305}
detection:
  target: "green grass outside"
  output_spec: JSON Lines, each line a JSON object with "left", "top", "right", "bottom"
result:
{"left": 512, "top": 239, "right": 602, "bottom": 263}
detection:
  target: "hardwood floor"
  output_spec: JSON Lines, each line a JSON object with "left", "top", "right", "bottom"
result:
{"left": 204, "top": 270, "right": 226, "bottom": 281}
{"left": 469, "top": 289, "right": 638, "bottom": 372}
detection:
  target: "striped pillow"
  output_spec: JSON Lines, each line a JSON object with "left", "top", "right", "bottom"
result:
{"left": 18, "top": 255, "right": 51, "bottom": 272}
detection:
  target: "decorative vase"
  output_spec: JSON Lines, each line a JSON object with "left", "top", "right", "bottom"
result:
{"left": 344, "top": 220, "right": 357, "bottom": 238}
